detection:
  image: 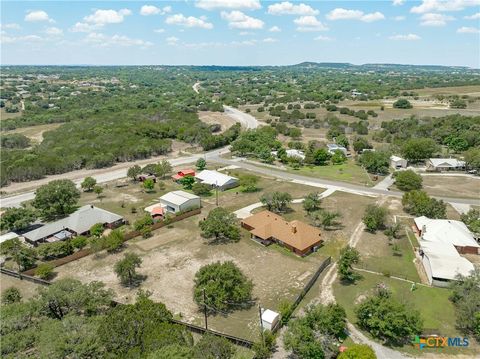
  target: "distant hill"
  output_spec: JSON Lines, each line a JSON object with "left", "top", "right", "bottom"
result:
{"left": 289, "top": 62, "right": 473, "bottom": 71}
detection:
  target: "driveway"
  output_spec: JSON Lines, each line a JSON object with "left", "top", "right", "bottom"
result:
{"left": 223, "top": 105, "right": 259, "bottom": 129}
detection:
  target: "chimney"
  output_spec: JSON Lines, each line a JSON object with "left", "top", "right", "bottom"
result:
{"left": 91, "top": 205, "right": 94, "bottom": 209}
{"left": 291, "top": 225, "right": 297, "bottom": 234}
{"left": 422, "top": 224, "right": 426, "bottom": 235}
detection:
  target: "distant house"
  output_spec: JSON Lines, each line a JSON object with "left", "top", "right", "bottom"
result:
{"left": 171, "top": 169, "right": 195, "bottom": 182}
{"left": 241, "top": 210, "right": 322, "bottom": 256}
{"left": 137, "top": 173, "right": 157, "bottom": 182}
{"left": 426, "top": 158, "right": 465, "bottom": 172}
{"left": 195, "top": 170, "right": 238, "bottom": 191}
{"left": 23, "top": 205, "right": 124, "bottom": 246}
{"left": 327, "top": 144, "right": 348, "bottom": 156}
{"left": 414, "top": 216, "right": 478, "bottom": 287}
{"left": 390, "top": 155, "right": 407, "bottom": 169}
{"left": 159, "top": 191, "right": 201, "bottom": 214}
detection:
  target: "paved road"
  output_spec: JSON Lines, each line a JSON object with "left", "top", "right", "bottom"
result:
{"left": 223, "top": 105, "right": 259, "bottom": 129}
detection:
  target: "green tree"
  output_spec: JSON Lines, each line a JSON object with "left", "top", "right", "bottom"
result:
{"left": 353, "top": 137, "right": 372, "bottom": 153}
{"left": 36, "top": 278, "right": 113, "bottom": 319}
{"left": 81, "top": 176, "right": 97, "bottom": 192}
{"left": 336, "top": 134, "right": 349, "bottom": 148}
{"left": 192, "top": 182, "right": 212, "bottom": 196}
{"left": 1, "top": 287, "right": 22, "bottom": 304}
{"left": 401, "top": 138, "right": 438, "bottom": 163}
{"left": 2, "top": 238, "right": 37, "bottom": 271}
{"left": 90, "top": 223, "right": 104, "bottom": 237}
{"left": 194, "top": 261, "right": 253, "bottom": 313}
{"left": 312, "top": 210, "right": 342, "bottom": 230}
{"left": 104, "top": 229, "right": 124, "bottom": 252}
{"left": 193, "top": 334, "right": 235, "bottom": 359}
{"left": 155, "top": 160, "right": 173, "bottom": 179}
{"left": 464, "top": 147, "right": 480, "bottom": 172}
{"left": 402, "top": 190, "right": 446, "bottom": 218}
{"left": 331, "top": 150, "right": 347, "bottom": 164}
{"left": 358, "top": 151, "right": 390, "bottom": 175}
{"left": 32, "top": 180, "right": 80, "bottom": 221}
{"left": 449, "top": 268, "right": 480, "bottom": 341}
{"left": 252, "top": 330, "right": 276, "bottom": 359}
{"left": 93, "top": 185, "right": 103, "bottom": 198}
{"left": 392, "top": 99, "right": 412, "bottom": 109}
{"left": 313, "top": 148, "right": 331, "bottom": 166}
{"left": 143, "top": 178, "right": 155, "bottom": 192}
{"left": 356, "top": 291, "right": 423, "bottom": 345}
{"left": 114, "top": 253, "right": 143, "bottom": 287}
{"left": 260, "top": 192, "right": 292, "bottom": 213}
{"left": 179, "top": 175, "right": 195, "bottom": 190}
{"left": 393, "top": 170, "right": 422, "bottom": 191}
{"left": 147, "top": 344, "right": 194, "bottom": 359}
{"left": 0, "top": 207, "right": 36, "bottom": 232}
{"left": 199, "top": 207, "right": 240, "bottom": 243}
{"left": 35, "top": 263, "right": 55, "bottom": 280}
{"left": 134, "top": 215, "right": 154, "bottom": 231}
{"left": 338, "top": 344, "right": 376, "bottom": 359}
{"left": 196, "top": 158, "right": 207, "bottom": 170}
{"left": 239, "top": 174, "right": 260, "bottom": 192}
{"left": 450, "top": 98, "right": 467, "bottom": 109}
{"left": 303, "top": 192, "right": 322, "bottom": 213}
{"left": 362, "top": 205, "right": 388, "bottom": 232}
{"left": 37, "top": 241, "right": 73, "bottom": 260}
{"left": 128, "top": 165, "right": 142, "bottom": 181}
{"left": 338, "top": 246, "right": 360, "bottom": 282}
{"left": 460, "top": 209, "right": 480, "bottom": 235}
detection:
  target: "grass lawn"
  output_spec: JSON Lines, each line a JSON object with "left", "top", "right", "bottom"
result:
{"left": 289, "top": 160, "right": 375, "bottom": 187}
{"left": 332, "top": 272, "right": 479, "bottom": 356}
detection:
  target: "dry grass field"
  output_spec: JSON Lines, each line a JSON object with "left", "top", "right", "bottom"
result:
{"left": 0, "top": 274, "right": 42, "bottom": 300}
{"left": 420, "top": 175, "right": 480, "bottom": 199}
{"left": 198, "top": 111, "right": 236, "bottom": 132}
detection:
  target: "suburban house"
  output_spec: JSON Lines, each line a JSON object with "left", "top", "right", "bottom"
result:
{"left": 426, "top": 158, "right": 465, "bottom": 172}
{"left": 159, "top": 190, "right": 201, "bottom": 214}
{"left": 414, "top": 216, "right": 478, "bottom": 287}
{"left": 241, "top": 210, "right": 323, "bottom": 256}
{"left": 23, "top": 205, "right": 124, "bottom": 246}
{"left": 171, "top": 169, "right": 195, "bottom": 182}
{"left": 144, "top": 203, "right": 165, "bottom": 220}
{"left": 271, "top": 149, "right": 305, "bottom": 160}
{"left": 390, "top": 155, "right": 408, "bottom": 169}
{"left": 195, "top": 170, "right": 238, "bottom": 191}
{"left": 327, "top": 144, "right": 348, "bottom": 156}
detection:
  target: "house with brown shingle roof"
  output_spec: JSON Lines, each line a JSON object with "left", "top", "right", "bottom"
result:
{"left": 241, "top": 210, "right": 323, "bottom": 256}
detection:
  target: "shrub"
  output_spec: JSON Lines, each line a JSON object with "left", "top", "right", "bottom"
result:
{"left": 192, "top": 182, "right": 212, "bottom": 196}
{"left": 393, "top": 170, "right": 422, "bottom": 191}
{"left": 134, "top": 215, "right": 154, "bottom": 231}
{"left": 362, "top": 205, "right": 388, "bottom": 232}
{"left": 71, "top": 236, "right": 88, "bottom": 249}
{"left": 392, "top": 99, "right": 412, "bottom": 109}
{"left": 1, "top": 287, "right": 22, "bottom": 304}
{"left": 36, "top": 263, "right": 55, "bottom": 280}
{"left": 37, "top": 241, "right": 74, "bottom": 260}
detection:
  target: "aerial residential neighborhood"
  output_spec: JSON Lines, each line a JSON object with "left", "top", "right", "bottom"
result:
{"left": 1, "top": 1, "right": 480, "bottom": 359}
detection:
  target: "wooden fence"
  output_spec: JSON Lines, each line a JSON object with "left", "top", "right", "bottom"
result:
{"left": 21, "top": 208, "right": 202, "bottom": 276}
{"left": 1, "top": 268, "right": 254, "bottom": 349}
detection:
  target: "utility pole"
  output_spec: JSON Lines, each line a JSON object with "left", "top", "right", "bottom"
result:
{"left": 203, "top": 288, "right": 208, "bottom": 330}
{"left": 258, "top": 304, "right": 265, "bottom": 346}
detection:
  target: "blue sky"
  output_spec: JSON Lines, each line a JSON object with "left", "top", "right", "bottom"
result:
{"left": 1, "top": 1, "right": 479, "bottom": 67}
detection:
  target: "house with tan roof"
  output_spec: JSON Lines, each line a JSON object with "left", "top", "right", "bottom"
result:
{"left": 241, "top": 210, "right": 323, "bottom": 256}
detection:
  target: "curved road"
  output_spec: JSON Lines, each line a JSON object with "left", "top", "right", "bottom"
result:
{"left": 223, "top": 105, "right": 259, "bottom": 129}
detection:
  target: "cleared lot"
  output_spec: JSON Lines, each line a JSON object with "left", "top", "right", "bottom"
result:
{"left": 421, "top": 175, "right": 479, "bottom": 199}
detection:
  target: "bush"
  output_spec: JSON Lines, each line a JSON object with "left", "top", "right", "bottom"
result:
{"left": 104, "top": 230, "right": 124, "bottom": 252}
{"left": 402, "top": 190, "right": 446, "bottom": 218}
{"left": 393, "top": 170, "right": 422, "bottom": 191}
{"left": 134, "top": 215, "right": 154, "bottom": 231}
{"left": 1, "top": 287, "right": 22, "bottom": 304}
{"left": 90, "top": 223, "right": 104, "bottom": 237}
{"left": 392, "top": 99, "right": 412, "bottom": 109}
{"left": 192, "top": 182, "right": 212, "bottom": 196}
{"left": 338, "top": 344, "right": 376, "bottom": 359}
{"left": 71, "top": 236, "right": 88, "bottom": 249}
{"left": 37, "top": 241, "right": 74, "bottom": 260}
{"left": 36, "top": 263, "right": 55, "bottom": 280}
{"left": 338, "top": 246, "right": 360, "bottom": 282}
{"left": 362, "top": 205, "right": 388, "bottom": 232}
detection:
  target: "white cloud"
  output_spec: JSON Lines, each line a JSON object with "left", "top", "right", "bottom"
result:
{"left": 457, "top": 26, "right": 480, "bottom": 33}
{"left": 84, "top": 9, "right": 132, "bottom": 25}
{"left": 196, "top": 0, "right": 261, "bottom": 10}
{"left": 262, "top": 37, "right": 278, "bottom": 43}
{"left": 166, "top": 36, "right": 179, "bottom": 45}
{"left": 464, "top": 12, "right": 480, "bottom": 19}
{"left": 389, "top": 33, "right": 421, "bottom": 40}
{"left": 165, "top": 14, "right": 213, "bottom": 29}
{"left": 411, "top": 0, "right": 480, "bottom": 14}
{"left": 314, "top": 35, "right": 333, "bottom": 41}
{"left": 70, "top": 22, "right": 102, "bottom": 33}
{"left": 221, "top": 11, "right": 264, "bottom": 29}
{"left": 140, "top": 5, "right": 172, "bottom": 16}
{"left": 269, "top": 26, "right": 281, "bottom": 32}
{"left": 44, "top": 27, "right": 63, "bottom": 36}
{"left": 154, "top": 28, "right": 165, "bottom": 33}
{"left": 394, "top": 16, "right": 406, "bottom": 21}
{"left": 267, "top": 2, "right": 318, "bottom": 16}
{"left": 25, "top": 10, "right": 54, "bottom": 23}
{"left": 393, "top": 0, "right": 405, "bottom": 5}
{"left": 420, "top": 13, "right": 455, "bottom": 26}
{"left": 326, "top": 8, "right": 385, "bottom": 22}
{"left": 1, "top": 23, "right": 21, "bottom": 30}
{"left": 84, "top": 32, "right": 152, "bottom": 47}
{"left": 294, "top": 16, "right": 328, "bottom": 31}
{"left": 1, "top": 33, "right": 43, "bottom": 44}
{"left": 231, "top": 39, "right": 258, "bottom": 46}
{"left": 239, "top": 31, "right": 252, "bottom": 35}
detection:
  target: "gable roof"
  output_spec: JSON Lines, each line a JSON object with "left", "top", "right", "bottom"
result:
{"left": 415, "top": 216, "right": 479, "bottom": 249}
{"left": 242, "top": 210, "right": 322, "bottom": 252}
{"left": 428, "top": 158, "right": 465, "bottom": 168}
{"left": 390, "top": 155, "right": 405, "bottom": 162}
{"left": 23, "top": 205, "right": 123, "bottom": 242}
{"left": 421, "top": 241, "right": 474, "bottom": 280}
{"left": 195, "top": 170, "right": 238, "bottom": 187}
{"left": 159, "top": 190, "right": 199, "bottom": 206}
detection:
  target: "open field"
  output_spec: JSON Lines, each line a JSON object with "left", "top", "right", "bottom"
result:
{"left": 420, "top": 175, "right": 480, "bottom": 199}
{"left": 0, "top": 108, "right": 23, "bottom": 120}
{"left": 198, "top": 111, "right": 236, "bottom": 133}
{"left": 333, "top": 272, "right": 479, "bottom": 356}
{"left": 0, "top": 274, "right": 42, "bottom": 300}
{"left": 288, "top": 160, "right": 375, "bottom": 187}
{"left": 5, "top": 123, "right": 62, "bottom": 143}
{"left": 415, "top": 85, "right": 480, "bottom": 97}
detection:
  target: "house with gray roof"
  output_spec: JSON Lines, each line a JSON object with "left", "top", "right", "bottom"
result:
{"left": 23, "top": 205, "right": 124, "bottom": 245}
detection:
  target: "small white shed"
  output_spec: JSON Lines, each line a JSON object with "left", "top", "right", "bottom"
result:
{"left": 390, "top": 155, "right": 407, "bottom": 169}
{"left": 261, "top": 309, "right": 280, "bottom": 331}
